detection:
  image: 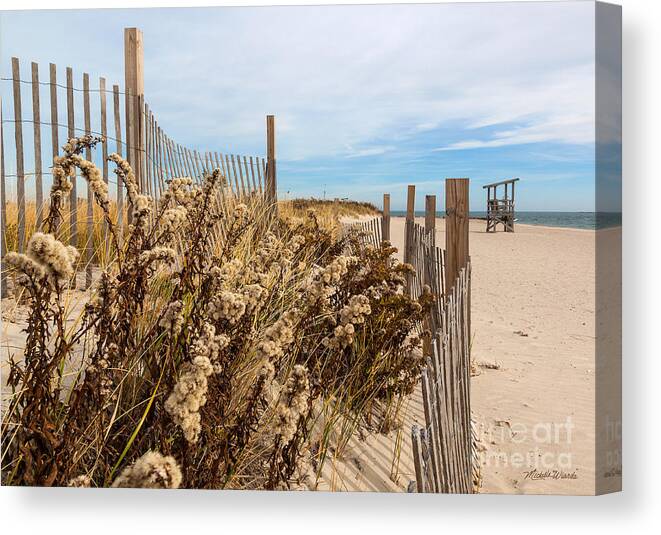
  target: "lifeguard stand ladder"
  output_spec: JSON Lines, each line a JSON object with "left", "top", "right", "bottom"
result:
{"left": 483, "top": 178, "right": 520, "bottom": 232}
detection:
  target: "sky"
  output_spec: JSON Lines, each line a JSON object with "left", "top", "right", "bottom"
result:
{"left": 0, "top": 2, "right": 617, "bottom": 211}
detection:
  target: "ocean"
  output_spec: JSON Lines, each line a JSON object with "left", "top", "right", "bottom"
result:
{"left": 389, "top": 211, "right": 621, "bottom": 230}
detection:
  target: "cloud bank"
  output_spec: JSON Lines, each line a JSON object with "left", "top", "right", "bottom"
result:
{"left": 1, "top": 2, "right": 599, "bottom": 210}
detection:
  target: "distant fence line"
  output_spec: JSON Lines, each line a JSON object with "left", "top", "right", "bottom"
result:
{"left": 341, "top": 215, "right": 383, "bottom": 250}
{"left": 1, "top": 27, "right": 278, "bottom": 297}
{"left": 344, "top": 180, "right": 476, "bottom": 493}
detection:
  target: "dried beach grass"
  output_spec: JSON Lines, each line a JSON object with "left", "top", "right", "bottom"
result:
{"left": 1, "top": 137, "right": 429, "bottom": 490}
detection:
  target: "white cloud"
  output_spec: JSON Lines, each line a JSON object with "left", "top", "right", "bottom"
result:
{"left": 139, "top": 2, "right": 596, "bottom": 159}
{"left": 435, "top": 111, "right": 595, "bottom": 151}
{"left": 1, "top": 2, "right": 597, "bottom": 161}
{"left": 345, "top": 145, "right": 395, "bottom": 158}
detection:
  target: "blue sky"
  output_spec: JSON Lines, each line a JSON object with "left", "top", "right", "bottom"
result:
{"left": 1, "top": 2, "right": 613, "bottom": 211}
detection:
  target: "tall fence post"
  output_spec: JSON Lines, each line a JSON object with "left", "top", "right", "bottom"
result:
{"left": 404, "top": 184, "right": 415, "bottom": 295}
{"left": 382, "top": 193, "right": 391, "bottom": 242}
{"left": 445, "top": 178, "right": 469, "bottom": 292}
{"left": 266, "top": 115, "right": 277, "bottom": 209}
{"left": 425, "top": 194, "right": 436, "bottom": 246}
{"left": 124, "top": 27, "right": 144, "bottom": 193}
{"left": 31, "top": 62, "right": 43, "bottom": 231}
{"left": 11, "top": 58, "right": 25, "bottom": 254}
{"left": 1, "top": 97, "right": 7, "bottom": 298}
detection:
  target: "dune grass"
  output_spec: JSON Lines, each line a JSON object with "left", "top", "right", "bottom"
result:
{"left": 279, "top": 198, "right": 381, "bottom": 235}
{"left": 3, "top": 198, "right": 378, "bottom": 270}
{"left": 3, "top": 199, "right": 122, "bottom": 269}
{"left": 1, "top": 137, "right": 429, "bottom": 490}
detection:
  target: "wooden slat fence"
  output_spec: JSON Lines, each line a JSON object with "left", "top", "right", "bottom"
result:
{"left": 0, "top": 56, "right": 268, "bottom": 297}
{"left": 403, "top": 219, "right": 447, "bottom": 335}
{"left": 141, "top": 100, "right": 267, "bottom": 203}
{"left": 341, "top": 216, "right": 383, "bottom": 250}
{"left": 405, "top": 220, "right": 445, "bottom": 301}
{"left": 349, "top": 191, "right": 475, "bottom": 493}
{"left": 411, "top": 264, "right": 473, "bottom": 493}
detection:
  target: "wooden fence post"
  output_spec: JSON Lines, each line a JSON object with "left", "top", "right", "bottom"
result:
{"left": 112, "top": 85, "right": 124, "bottom": 238}
{"left": 423, "top": 194, "right": 436, "bottom": 358}
{"left": 11, "top": 58, "right": 25, "bottom": 254}
{"left": 266, "top": 115, "right": 277, "bottom": 209}
{"left": 124, "top": 27, "right": 144, "bottom": 193}
{"left": 1, "top": 97, "right": 7, "bottom": 298}
{"left": 425, "top": 194, "right": 436, "bottom": 246}
{"left": 49, "top": 63, "right": 60, "bottom": 233}
{"left": 382, "top": 193, "right": 390, "bottom": 242}
{"left": 31, "top": 62, "right": 43, "bottom": 231}
{"left": 445, "top": 178, "right": 469, "bottom": 292}
{"left": 404, "top": 184, "right": 415, "bottom": 261}
{"left": 404, "top": 184, "right": 416, "bottom": 295}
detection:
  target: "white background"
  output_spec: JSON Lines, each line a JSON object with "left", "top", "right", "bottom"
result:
{"left": 1, "top": 1, "right": 658, "bottom": 533}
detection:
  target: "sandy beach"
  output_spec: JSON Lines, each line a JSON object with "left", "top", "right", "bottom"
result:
{"left": 1, "top": 216, "right": 616, "bottom": 494}
{"left": 337, "top": 215, "right": 609, "bottom": 494}
{"left": 387, "top": 216, "right": 608, "bottom": 495}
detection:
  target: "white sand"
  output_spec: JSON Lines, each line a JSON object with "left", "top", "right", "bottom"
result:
{"left": 385, "top": 216, "right": 609, "bottom": 495}
{"left": 332, "top": 215, "right": 612, "bottom": 494}
{"left": 315, "top": 392, "right": 424, "bottom": 492}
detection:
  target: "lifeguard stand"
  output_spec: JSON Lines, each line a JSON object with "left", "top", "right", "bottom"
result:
{"left": 483, "top": 178, "right": 519, "bottom": 232}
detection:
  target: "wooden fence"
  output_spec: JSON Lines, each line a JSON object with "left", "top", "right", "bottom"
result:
{"left": 344, "top": 181, "right": 476, "bottom": 493}
{"left": 340, "top": 193, "right": 392, "bottom": 250}
{"left": 411, "top": 264, "right": 473, "bottom": 493}
{"left": 1, "top": 28, "right": 277, "bottom": 298}
{"left": 341, "top": 216, "right": 383, "bottom": 249}
{"left": 407, "top": 181, "right": 475, "bottom": 493}
{"left": 140, "top": 102, "right": 269, "bottom": 206}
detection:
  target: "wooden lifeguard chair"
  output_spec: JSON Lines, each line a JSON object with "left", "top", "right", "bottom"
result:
{"left": 483, "top": 178, "right": 519, "bottom": 232}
